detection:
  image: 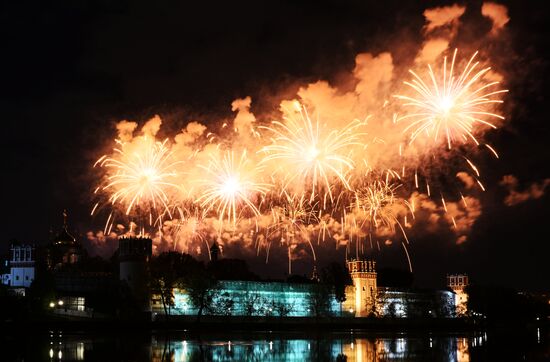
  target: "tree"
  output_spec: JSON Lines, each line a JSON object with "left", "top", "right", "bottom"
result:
{"left": 210, "top": 292, "right": 234, "bottom": 316}
{"left": 208, "top": 259, "right": 260, "bottom": 281}
{"left": 150, "top": 252, "right": 203, "bottom": 316}
{"left": 27, "top": 266, "right": 56, "bottom": 313}
{"left": 185, "top": 270, "right": 219, "bottom": 322}
{"left": 377, "top": 267, "right": 413, "bottom": 288}
{"left": 320, "top": 262, "right": 352, "bottom": 304}
{"left": 308, "top": 283, "right": 331, "bottom": 318}
{"left": 273, "top": 300, "right": 294, "bottom": 317}
{"left": 465, "top": 284, "right": 547, "bottom": 322}
{"left": 256, "top": 297, "right": 275, "bottom": 317}
{"left": 365, "top": 290, "right": 379, "bottom": 318}
{"left": 242, "top": 293, "right": 261, "bottom": 316}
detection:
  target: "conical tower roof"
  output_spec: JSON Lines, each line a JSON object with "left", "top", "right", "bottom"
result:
{"left": 52, "top": 209, "right": 76, "bottom": 245}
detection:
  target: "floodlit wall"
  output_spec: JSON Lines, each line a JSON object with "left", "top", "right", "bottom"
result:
{"left": 154, "top": 280, "right": 341, "bottom": 317}
{"left": 9, "top": 267, "right": 35, "bottom": 288}
{"left": 153, "top": 281, "right": 455, "bottom": 318}
{"left": 376, "top": 288, "right": 456, "bottom": 318}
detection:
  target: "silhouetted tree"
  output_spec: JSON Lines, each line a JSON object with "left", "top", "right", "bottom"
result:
{"left": 208, "top": 259, "right": 260, "bottom": 281}
{"left": 150, "top": 252, "right": 202, "bottom": 315}
{"left": 320, "top": 262, "right": 352, "bottom": 304}
{"left": 27, "top": 266, "right": 56, "bottom": 312}
{"left": 273, "top": 300, "right": 294, "bottom": 317}
{"left": 185, "top": 269, "right": 219, "bottom": 322}
{"left": 377, "top": 267, "right": 413, "bottom": 288}
{"left": 308, "top": 283, "right": 331, "bottom": 317}
{"left": 242, "top": 293, "right": 261, "bottom": 316}
{"left": 287, "top": 274, "right": 314, "bottom": 283}
{"left": 466, "top": 284, "right": 548, "bottom": 322}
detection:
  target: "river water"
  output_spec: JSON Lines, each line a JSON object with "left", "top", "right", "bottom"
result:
{"left": 3, "top": 327, "right": 549, "bottom": 361}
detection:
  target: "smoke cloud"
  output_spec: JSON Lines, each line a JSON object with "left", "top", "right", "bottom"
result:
{"left": 500, "top": 175, "right": 550, "bottom": 206}
{"left": 86, "top": 2, "right": 511, "bottom": 268}
{"left": 482, "top": 2, "right": 510, "bottom": 35}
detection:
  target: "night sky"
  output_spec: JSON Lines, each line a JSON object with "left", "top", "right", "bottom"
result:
{"left": 2, "top": 0, "right": 549, "bottom": 290}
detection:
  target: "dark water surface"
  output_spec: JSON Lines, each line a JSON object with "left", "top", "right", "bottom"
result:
{"left": 3, "top": 327, "right": 549, "bottom": 361}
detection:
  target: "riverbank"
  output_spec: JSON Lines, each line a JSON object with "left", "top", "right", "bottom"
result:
{"left": 5, "top": 313, "right": 546, "bottom": 332}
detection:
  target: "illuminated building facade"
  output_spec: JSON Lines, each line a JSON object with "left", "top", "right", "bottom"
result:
{"left": 343, "top": 259, "right": 377, "bottom": 317}
{"left": 155, "top": 280, "right": 342, "bottom": 317}
{"left": 153, "top": 257, "right": 455, "bottom": 318}
{"left": 1, "top": 244, "right": 36, "bottom": 294}
{"left": 376, "top": 288, "right": 455, "bottom": 318}
{"left": 447, "top": 274, "right": 469, "bottom": 316}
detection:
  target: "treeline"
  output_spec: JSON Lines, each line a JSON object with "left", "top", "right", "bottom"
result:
{"left": 466, "top": 284, "right": 550, "bottom": 323}
{"left": 0, "top": 251, "right": 353, "bottom": 321}
{"left": 149, "top": 252, "right": 353, "bottom": 320}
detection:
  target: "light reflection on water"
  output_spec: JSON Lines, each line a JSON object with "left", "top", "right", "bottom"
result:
{"left": 4, "top": 328, "right": 549, "bottom": 361}
{"left": 150, "top": 335, "right": 475, "bottom": 361}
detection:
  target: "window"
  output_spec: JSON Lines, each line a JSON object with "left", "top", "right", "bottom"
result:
{"left": 76, "top": 297, "right": 85, "bottom": 311}
{"left": 25, "top": 276, "right": 29, "bottom": 280}
{"left": 16, "top": 275, "right": 19, "bottom": 280}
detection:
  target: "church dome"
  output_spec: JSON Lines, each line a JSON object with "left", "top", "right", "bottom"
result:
{"left": 53, "top": 226, "right": 76, "bottom": 245}
{"left": 52, "top": 210, "right": 76, "bottom": 245}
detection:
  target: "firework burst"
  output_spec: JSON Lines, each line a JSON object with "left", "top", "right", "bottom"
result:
{"left": 196, "top": 149, "right": 271, "bottom": 225}
{"left": 93, "top": 138, "right": 183, "bottom": 230}
{"left": 260, "top": 102, "right": 366, "bottom": 205}
{"left": 395, "top": 49, "right": 508, "bottom": 149}
{"left": 351, "top": 180, "right": 404, "bottom": 233}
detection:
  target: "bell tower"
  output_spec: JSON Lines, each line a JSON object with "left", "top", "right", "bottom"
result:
{"left": 447, "top": 274, "right": 469, "bottom": 316}
{"left": 347, "top": 259, "right": 377, "bottom": 317}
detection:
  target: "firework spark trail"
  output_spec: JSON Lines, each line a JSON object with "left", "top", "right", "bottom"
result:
{"left": 395, "top": 49, "right": 508, "bottom": 149}
{"left": 268, "top": 193, "right": 319, "bottom": 273}
{"left": 351, "top": 180, "right": 406, "bottom": 233}
{"left": 349, "top": 180, "right": 413, "bottom": 271}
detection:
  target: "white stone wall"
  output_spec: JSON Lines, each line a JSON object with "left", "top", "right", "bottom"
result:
{"left": 10, "top": 267, "right": 35, "bottom": 287}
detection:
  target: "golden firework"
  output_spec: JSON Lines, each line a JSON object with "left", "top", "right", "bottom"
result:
{"left": 95, "top": 138, "right": 182, "bottom": 223}
{"left": 196, "top": 149, "right": 271, "bottom": 225}
{"left": 260, "top": 102, "right": 365, "bottom": 204}
{"left": 395, "top": 49, "right": 508, "bottom": 149}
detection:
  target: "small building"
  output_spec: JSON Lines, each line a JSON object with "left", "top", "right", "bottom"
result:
{"left": 1, "top": 244, "right": 36, "bottom": 295}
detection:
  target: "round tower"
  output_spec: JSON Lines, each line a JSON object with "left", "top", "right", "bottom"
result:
{"left": 119, "top": 236, "right": 152, "bottom": 313}
{"left": 347, "top": 259, "right": 377, "bottom": 317}
{"left": 209, "top": 240, "right": 220, "bottom": 263}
